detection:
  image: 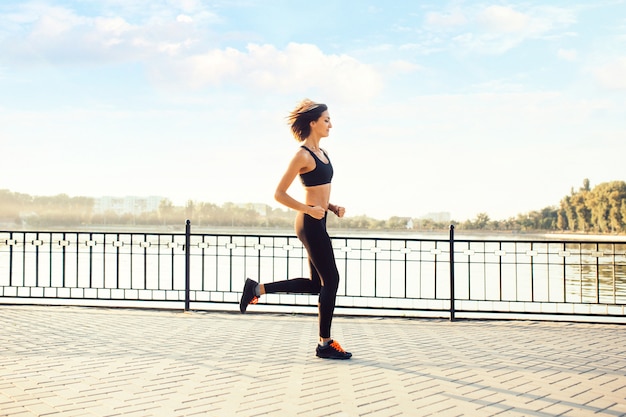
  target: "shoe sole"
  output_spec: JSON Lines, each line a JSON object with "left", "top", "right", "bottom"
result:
{"left": 316, "top": 355, "right": 352, "bottom": 360}
{"left": 315, "top": 350, "right": 352, "bottom": 360}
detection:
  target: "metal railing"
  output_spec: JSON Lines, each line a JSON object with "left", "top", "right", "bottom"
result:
{"left": 1, "top": 223, "right": 625, "bottom": 322}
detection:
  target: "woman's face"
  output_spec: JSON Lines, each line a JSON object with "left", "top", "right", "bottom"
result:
{"left": 310, "top": 110, "right": 332, "bottom": 138}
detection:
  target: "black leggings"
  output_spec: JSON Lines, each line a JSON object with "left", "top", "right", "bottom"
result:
{"left": 263, "top": 211, "right": 339, "bottom": 339}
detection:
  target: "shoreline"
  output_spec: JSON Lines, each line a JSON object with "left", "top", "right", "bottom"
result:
{"left": 2, "top": 224, "right": 625, "bottom": 241}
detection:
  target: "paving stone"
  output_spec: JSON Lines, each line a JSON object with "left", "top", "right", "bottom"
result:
{"left": 1, "top": 305, "right": 625, "bottom": 416}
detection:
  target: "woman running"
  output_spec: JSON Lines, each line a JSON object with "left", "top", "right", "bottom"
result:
{"left": 240, "top": 98, "right": 351, "bottom": 360}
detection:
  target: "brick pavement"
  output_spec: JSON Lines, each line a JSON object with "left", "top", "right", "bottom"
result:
{"left": 0, "top": 305, "right": 625, "bottom": 417}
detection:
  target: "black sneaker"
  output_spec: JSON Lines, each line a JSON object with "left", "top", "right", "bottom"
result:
{"left": 316, "top": 340, "right": 352, "bottom": 360}
{"left": 240, "top": 278, "right": 259, "bottom": 313}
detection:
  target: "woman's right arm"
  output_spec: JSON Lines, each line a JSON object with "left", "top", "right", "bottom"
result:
{"left": 274, "top": 152, "right": 325, "bottom": 219}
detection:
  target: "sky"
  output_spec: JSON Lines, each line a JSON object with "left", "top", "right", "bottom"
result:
{"left": 1, "top": 0, "right": 625, "bottom": 222}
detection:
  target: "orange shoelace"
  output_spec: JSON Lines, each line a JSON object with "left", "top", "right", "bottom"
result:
{"left": 330, "top": 341, "right": 346, "bottom": 352}
{"left": 249, "top": 296, "right": 259, "bottom": 305}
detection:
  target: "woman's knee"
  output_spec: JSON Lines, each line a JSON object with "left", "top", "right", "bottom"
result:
{"left": 322, "top": 270, "right": 340, "bottom": 293}
{"left": 309, "top": 279, "right": 322, "bottom": 293}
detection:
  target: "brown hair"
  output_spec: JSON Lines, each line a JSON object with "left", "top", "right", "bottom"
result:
{"left": 287, "top": 99, "right": 328, "bottom": 142}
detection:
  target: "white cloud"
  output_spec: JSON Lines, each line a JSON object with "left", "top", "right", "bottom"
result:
{"left": 175, "top": 0, "right": 202, "bottom": 14}
{"left": 157, "top": 42, "right": 384, "bottom": 100}
{"left": 593, "top": 57, "right": 626, "bottom": 90}
{"left": 425, "top": 10, "right": 467, "bottom": 29}
{"left": 0, "top": 2, "right": 219, "bottom": 64}
{"left": 29, "top": 5, "right": 87, "bottom": 38}
{"left": 94, "top": 16, "right": 133, "bottom": 36}
{"left": 437, "top": 4, "right": 577, "bottom": 55}
{"left": 0, "top": 4, "right": 381, "bottom": 99}
{"left": 176, "top": 14, "right": 193, "bottom": 23}
{"left": 478, "top": 6, "right": 530, "bottom": 33}
{"left": 557, "top": 48, "right": 578, "bottom": 61}
{"left": 170, "top": 47, "right": 242, "bottom": 86}
{"left": 388, "top": 60, "right": 424, "bottom": 74}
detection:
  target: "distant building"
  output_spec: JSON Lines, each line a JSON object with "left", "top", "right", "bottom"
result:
{"left": 94, "top": 196, "right": 164, "bottom": 215}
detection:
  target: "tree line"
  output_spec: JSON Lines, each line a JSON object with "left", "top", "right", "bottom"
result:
{"left": 557, "top": 179, "right": 626, "bottom": 233}
{"left": 1, "top": 179, "right": 625, "bottom": 234}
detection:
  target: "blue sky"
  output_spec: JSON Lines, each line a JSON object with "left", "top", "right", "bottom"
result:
{"left": 1, "top": 0, "right": 625, "bottom": 222}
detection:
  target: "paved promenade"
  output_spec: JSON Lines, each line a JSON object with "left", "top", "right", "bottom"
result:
{"left": 1, "top": 305, "right": 625, "bottom": 417}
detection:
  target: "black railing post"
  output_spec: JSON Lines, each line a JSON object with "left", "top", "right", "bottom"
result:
{"left": 185, "top": 220, "right": 191, "bottom": 311}
{"left": 449, "top": 224, "right": 456, "bottom": 322}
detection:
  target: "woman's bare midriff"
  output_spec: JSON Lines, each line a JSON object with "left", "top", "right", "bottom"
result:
{"left": 304, "top": 184, "right": 332, "bottom": 210}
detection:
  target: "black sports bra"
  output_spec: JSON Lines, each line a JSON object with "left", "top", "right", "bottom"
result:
{"left": 299, "top": 146, "right": 333, "bottom": 187}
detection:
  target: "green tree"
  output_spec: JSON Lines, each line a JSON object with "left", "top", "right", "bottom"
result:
{"left": 559, "top": 180, "right": 626, "bottom": 233}
{"left": 473, "top": 213, "right": 490, "bottom": 229}
{"left": 386, "top": 216, "right": 410, "bottom": 229}
{"left": 590, "top": 181, "right": 626, "bottom": 233}
{"left": 560, "top": 195, "right": 576, "bottom": 231}
{"left": 572, "top": 193, "right": 591, "bottom": 232}
{"left": 185, "top": 200, "right": 195, "bottom": 221}
{"left": 582, "top": 178, "right": 591, "bottom": 192}
{"left": 158, "top": 199, "right": 175, "bottom": 226}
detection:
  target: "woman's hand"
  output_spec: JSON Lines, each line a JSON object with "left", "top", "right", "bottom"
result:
{"left": 330, "top": 204, "right": 345, "bottom": 218}
{"left": 307, "top": 205, "right": 327, "bottom": 220}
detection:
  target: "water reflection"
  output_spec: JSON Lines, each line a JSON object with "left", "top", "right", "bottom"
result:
{"left": 562, "top": 242, "right": 626, "bottom": 304}
{"left": 453, "top": 240, "right": 626, "bottom": 304}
